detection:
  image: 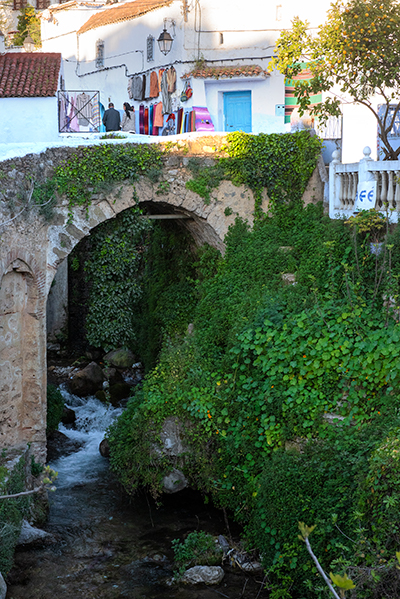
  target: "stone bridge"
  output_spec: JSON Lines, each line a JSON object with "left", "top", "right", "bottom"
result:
{"left": 0, "top": 137, "right": 326, "bottom": 461}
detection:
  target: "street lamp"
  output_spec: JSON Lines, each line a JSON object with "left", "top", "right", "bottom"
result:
{"left": 157, "top": 19, "right": 173, "bottom": 55}
{"left": 23, "top": 34, "right": 35, "bottom": 52}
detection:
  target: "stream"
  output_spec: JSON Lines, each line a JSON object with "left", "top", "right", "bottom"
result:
{"left": 6, "top": 386, "right": 269, "bottom": 599}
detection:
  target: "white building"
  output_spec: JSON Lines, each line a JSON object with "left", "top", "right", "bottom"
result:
{"left": 39, "top": 0, "right": 334, "bottom": 140}
{"left": 0, "top": 41, "right": 61, "bottom": 143}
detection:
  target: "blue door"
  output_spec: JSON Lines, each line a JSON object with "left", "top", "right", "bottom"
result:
{"left": 224, "top": 91, "right": 252, "bottom": 133}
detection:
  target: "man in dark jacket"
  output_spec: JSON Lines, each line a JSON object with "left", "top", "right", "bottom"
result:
{"left": 102, "top": 102, "right": 120, "bottom": 131}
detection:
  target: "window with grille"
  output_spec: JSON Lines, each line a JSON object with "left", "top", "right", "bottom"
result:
{"left": 96, "top": 40, "right": 104, "bottom": 68}
{"left": 147, "top": 35, "right": 154, "bottom": 62}
{"left": 13, "top": 0, "right": 27, "bottom": 10}
{"left": 36, "top": 0, "right": 50, "bottom": 8}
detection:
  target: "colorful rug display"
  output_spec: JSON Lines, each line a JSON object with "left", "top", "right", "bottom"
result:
{"left": 193, "top": 106, "right": 214, "bottom": 132}
{"left": 139, "top": 104, "right": 144, "bottom": 135}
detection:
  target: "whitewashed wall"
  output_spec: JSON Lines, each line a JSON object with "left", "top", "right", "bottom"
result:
{"left": 0, "top": 97, "right": 59, "bottom": 143}
{"left": 40, "top": 0, "right": 334, "bottom": 136}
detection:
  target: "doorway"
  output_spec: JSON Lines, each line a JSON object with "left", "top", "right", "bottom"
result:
{"left": 223, "top": 90, "right": 252, "bottom": 133}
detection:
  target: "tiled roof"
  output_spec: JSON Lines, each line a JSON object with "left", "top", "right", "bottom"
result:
{"left": 78, "top": 0, "right": 174, "bottom": 34}
{"left": 0, "top": 52, "right": 61, "bottom": 98}
{"left": 182, "top": 64, "right": 269, "bottom": 80}
{"left": 40, "top": 1, "right": 104, "bottom": 16}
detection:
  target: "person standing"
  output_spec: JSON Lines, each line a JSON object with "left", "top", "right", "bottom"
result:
{"left": 121, "top": 102, "right": 136, "bottom": 132}
{"left": 102, "top": 102, "right": 120, "bottom": 132}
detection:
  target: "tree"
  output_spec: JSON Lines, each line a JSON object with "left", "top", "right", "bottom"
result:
{"left": 270, "top": 0, "right": 400, "bottom": 160}
{"left": 0, "top": 0, "right": 14, "bottom": 39}
{"left": 13, "top": 3, "right": 41, "bottom": 48}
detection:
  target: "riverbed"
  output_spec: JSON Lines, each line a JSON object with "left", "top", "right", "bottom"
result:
{"left": 6, "top": 387, "right": 269, "bottom": 599}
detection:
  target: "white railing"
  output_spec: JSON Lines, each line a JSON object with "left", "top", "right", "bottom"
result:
{"left": 329, "top": 147, "right": 400, "bottom": 222}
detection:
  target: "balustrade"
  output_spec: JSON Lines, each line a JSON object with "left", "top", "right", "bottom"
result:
{"left": 330, "top": 147, "right": 400, "bottom": 221}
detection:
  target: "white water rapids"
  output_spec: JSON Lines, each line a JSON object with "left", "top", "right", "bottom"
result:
{"left": 50, "top": 384, "right": 123, "bottom": 488}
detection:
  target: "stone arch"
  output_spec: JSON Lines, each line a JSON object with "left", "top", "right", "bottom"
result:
{"left": 46, "top": 174, "right": 260, "bottom": 282}
{"left": 0, "top": 257, "right": 47, "bottom": 461}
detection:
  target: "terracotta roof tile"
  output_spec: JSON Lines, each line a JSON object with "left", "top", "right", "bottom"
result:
{"left": 0, "top": 52, "right": 61, "bottom": 98}
{"left": 182, "top": 65, "right": 269, "bottom": 80}
{"left": 78, "top": 0, "right": 174, "bottom": 34}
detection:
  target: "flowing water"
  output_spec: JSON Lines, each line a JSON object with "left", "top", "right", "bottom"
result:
{"left": 6, "top": 387, "right": 269, "bottom": 599}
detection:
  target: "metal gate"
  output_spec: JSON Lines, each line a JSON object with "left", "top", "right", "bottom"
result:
{"left": 58, "top": 90, "right": 101, "bottom": 133}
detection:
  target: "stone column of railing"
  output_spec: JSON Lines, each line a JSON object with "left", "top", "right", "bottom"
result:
{"left": 329, "top": 149, "right": 359, "bottom": 216}
{"left": 365, "top": 147, "right": 400, "bottom": 213}
{"left": 329, "top": 146, "right": 400, "bottom": 221}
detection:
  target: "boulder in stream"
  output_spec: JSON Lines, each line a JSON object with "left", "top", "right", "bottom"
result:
{"left": 68, "top": 361, "right": 104, "bottom": 397}
{"left": 17, "top": 520, "right": 55, "bottom": 546}
{"left": 109, "top": 382, "right": 131, "bottom": 404}
{"left": 99, "top": 438, "right": 110, "bottom": 458}
{"left": 61, "top": 406, "right": 76, "bottom": 425}
{"left": 181, "top": 565, "right": 225, "bottom": 585}
{"left": 103, "top": 366, "right": 124, "bottom": 386}
{"left": 103, "top": 348, "right": 136, "bottom": 369}
{"left": 162, "top": 468, "right": 188, "bottom": 494}
{"left": 47, "top": 430, "right": 84, "bottom": 462}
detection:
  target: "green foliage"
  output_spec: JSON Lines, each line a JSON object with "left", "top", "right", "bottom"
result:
{"left": 223, "top": 130, "right": 322, "bottom": 216}
{"left": 185, "top": 158, "right": 226, "bottom": 204}
{"left": 0, "top": 454, "right": 30, "bottom": 574}
{"left": 13, "top": 3, "right": 41, "bottom": 47}
{"left": 33, "top": 143, "right": 163, "bottom": 221}
{"left": 357, "top": 431, "right": 400, "bottom": 551}
{"left": 84, "top": 207, "right": 152, "bottom": 351}
{"left": 30, "top": 455, "right": 43, "bottom": 478}
{"left": 185, "top": 131, "right": 322, "bottom": 216}
{"left": 99, "top": 132, "right": 127, "bottom": 140}
{"left": 102, "top": 140, "right": 400, "bottom": 598}
{"left": 46, "top": 383, "right": 64, "bottom": 434}
{"left": 172, "top": 531, "right": 222, "bottom": 577}
{"left": 134, "top": 222, "right": 199, "bottom": 370}
{"left": 271, "top": 0, "right": 400, "bottom": 159}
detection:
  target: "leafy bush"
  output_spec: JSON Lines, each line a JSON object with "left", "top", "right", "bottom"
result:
{"left": 46, "top": 384, "right": 64, "bottom": 434}
{"left": 103, "top": 132, "right": 400, "bottom": 598}
{"left": 0, "top": 454, "right": 30, "bottom": 574}
{"left": 172, "top": 531, "right": 222, "bottom": 577}
{"left": 84, "top": 207, "right": 152, "bottom": 351}
{"left": 185, "top": 131, "right": 322, "bottom": 216}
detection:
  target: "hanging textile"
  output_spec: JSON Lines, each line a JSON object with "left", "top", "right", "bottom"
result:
{"left": 176, "top": 107, "right": 183, "bottom": 135}
{"left": 139, "top": 104, "right": 145, "bottom": 134}
{"left": 150, "top": 71, "right": 159, "bottom": 98}
{"left": 158, "top": 69, "right": 165, "bottom": 93}
{"left": 167, "top": 66, "right": 177, "bottom": 93}
{"left": 133, "top": 76, "right": 143, "bottom": 101}
{"left": 128, "top": 77, "right": 134, "bottom": 100}
{"left": 145, "top": 74, "right": 151, "bottom": 100}
{"left": 92, "top": 101, "right": 101, "bottom": 130}
{"left": 99, "top": 103, "right": 106, "bottom": 132}
{"left": 58, "top": 92, "right": 68, "bottom": 132}
{"left": 161, "top": 69, "right": 171, "bottom": 114}
{"left": 149, "top": 104, "right": 153, "bottom": 135}
{"left": 76, "top": 92, "right": 93, "bottom": 126}
{"left": 69, "top": 95, "right": 80, "bottom": 132}
{"left": 144, "top": 106, "right": 149, "bottom": 135}
{"left": 154, "top": 102, "right": 164, "bottom": 128}
{"left": 193, "top": 106, "right": 215, "bottom": 131}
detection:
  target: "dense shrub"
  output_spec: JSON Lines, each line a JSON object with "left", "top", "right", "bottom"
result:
{"left": 0, "top": 454, "right": 30, "bottom": 575}
{"left": 103, "top": 133, "right": 400, "bottom": 597}
{"left": 46, "top": 384, "right": 64, "bottom": 434}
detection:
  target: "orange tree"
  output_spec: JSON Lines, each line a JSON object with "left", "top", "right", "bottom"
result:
{"left": 270, "top": 0, "right": 400, "bottom": 159}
